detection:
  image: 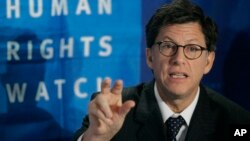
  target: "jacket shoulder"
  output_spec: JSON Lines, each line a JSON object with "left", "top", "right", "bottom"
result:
{"left": 121, "top": 82, "right": 146, "bottom": 101}
{"left": 204, "top": 86, "right": 250, "bottom": 122}
{"left": 205, "top": 87, "right": 245, "bottom": 111}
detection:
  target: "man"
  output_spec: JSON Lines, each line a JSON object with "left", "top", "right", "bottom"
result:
{"left": 73, "top": 0, "right": 250, "bottom": 141}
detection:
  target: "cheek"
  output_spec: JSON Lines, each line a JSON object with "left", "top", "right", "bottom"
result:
{"left": 192, "top": 61, "right": 207, "bottom": 78}
{"left": 152, "top": 58, "right": 169, "bottom": 75}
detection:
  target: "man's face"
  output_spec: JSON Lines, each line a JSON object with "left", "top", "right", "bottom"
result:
{"left": 146, "top": 22, "right": 215, "bottom": 99}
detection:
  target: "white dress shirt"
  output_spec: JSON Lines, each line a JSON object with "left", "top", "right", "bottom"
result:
{"left": 154, "top": 83, "right": 200, "bottom": 141}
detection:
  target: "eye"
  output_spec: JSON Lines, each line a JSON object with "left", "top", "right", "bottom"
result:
{"left": 186, "top": 45, "right": 201, "bottom": 52}
{"left": 161, "top": 41, "right": 176, "bottom": 49}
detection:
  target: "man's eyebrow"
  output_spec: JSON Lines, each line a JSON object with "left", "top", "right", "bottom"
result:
{"left": 185, "top": 39, "right": 200, "bottom": 43}
{"left": 162, "top": 36, "right": 201, "bottom": 44}
{"left": 161, "top": 36, "right": 176, "bottom": 42}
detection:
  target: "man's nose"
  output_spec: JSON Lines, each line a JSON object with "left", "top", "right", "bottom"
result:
{"left": 169, "top": 47, "right": 186, "bottom": 65}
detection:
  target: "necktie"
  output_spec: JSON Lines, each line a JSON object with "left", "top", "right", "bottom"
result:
{"left": 165, "top": 116, "right": 185, "bottom": 141}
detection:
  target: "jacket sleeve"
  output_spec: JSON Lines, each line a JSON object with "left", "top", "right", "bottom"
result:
{"left": 71, "top": 93, "right": 99, "bottom": 141}
{"left": 71, "top": 115, "right": 90, "bottom": 141}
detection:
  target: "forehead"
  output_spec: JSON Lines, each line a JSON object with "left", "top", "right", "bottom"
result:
{"left": 156, "top": 22, "right": 205, "bottom": 43}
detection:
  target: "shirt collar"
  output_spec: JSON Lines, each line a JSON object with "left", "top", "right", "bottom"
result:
{"left": 154, "top": 82, "right": 200, "bottom": 126}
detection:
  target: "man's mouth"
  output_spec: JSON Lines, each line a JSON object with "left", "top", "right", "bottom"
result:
{"left": 169, "top": 73, "right": 188, "bottom": 78}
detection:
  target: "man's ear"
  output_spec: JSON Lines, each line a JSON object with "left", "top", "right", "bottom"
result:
{"left": 149, "top": 56, "right": 153, "bottom": 62}
{"left": 146, "top": 48, "right": 153, "bottom": 69}
{"left": 204, "top": 51, "right": 215, "bottom": 74}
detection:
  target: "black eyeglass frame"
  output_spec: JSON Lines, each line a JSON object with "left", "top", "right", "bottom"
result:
{"left": 155, "top": 41, "right": 209, "bottom": 60}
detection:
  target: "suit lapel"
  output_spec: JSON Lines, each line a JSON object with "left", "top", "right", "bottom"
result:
{"left": 132, "top": 82, "right": 220, "bottom": 141}
{"left": 185, "top": 85, "right": 219, "bottom": 141}
{"left": 134, "top": 81, "right": 166, "bottom": 141}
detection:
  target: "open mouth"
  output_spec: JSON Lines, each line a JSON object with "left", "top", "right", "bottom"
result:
{"left": 169, "top": 72, "right": 188, "bottom": 78}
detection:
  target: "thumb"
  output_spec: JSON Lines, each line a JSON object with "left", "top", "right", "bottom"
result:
{"left": 119, "top": 100, "right": 135, "bottom": 118}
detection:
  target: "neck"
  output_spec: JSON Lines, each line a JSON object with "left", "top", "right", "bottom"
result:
{"left": 165, "top": 98, "right": 193, "bottom": 113}
{"left": 158, "top": 88, "right": 198, "bottom": 113}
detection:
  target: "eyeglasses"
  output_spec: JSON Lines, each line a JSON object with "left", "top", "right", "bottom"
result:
{"left": 155, "top": 41, "right": 209, "bottom": 60}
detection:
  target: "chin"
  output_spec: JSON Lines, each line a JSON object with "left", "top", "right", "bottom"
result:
{"left": 169, "top": 90, "right": 188, "bottom": 98}
{"left": 164, "top": 85, "right": 190, "bottom": 97}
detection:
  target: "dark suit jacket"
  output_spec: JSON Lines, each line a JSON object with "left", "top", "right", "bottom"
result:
{"left": 72, "top": 80, "right": 250, "bottom": 141}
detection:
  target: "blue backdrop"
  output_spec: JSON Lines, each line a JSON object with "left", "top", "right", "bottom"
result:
{"left": 0, "top": 0, "right": 249, "bottom": 140}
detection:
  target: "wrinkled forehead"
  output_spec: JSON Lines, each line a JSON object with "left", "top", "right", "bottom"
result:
{"left": 156, "top": 22, "right": 206, "bottom": 45}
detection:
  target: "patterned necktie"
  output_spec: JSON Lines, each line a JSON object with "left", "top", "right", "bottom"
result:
{"left": 165, "top": 116, "right": 185, "bottom": 141}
